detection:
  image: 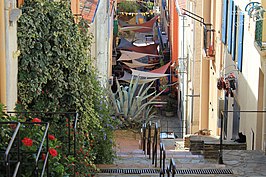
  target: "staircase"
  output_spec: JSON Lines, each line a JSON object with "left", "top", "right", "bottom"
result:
{"left": 94, "top": 127, "right": 232, "bottom": 177}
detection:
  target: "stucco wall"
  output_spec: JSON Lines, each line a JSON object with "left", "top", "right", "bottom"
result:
{"left": 93, "top": 1, "right": 111, "bottom": 87}
{"left": 3, "top": 0, "right": 18, "bottom": 110}
{"left": 0, "top": 1, "right": 6, "bottom": 105}
{"left": 222, "top": 0, "right": 266, "bottom": 150}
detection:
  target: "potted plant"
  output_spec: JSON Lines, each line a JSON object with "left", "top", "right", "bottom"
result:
{"left": 164, "top": 93, "right": 177, "bottom": 117}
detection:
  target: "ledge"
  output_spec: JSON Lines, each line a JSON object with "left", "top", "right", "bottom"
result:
{"left": 254, "top": 41, "right": 266, "bottom": 57}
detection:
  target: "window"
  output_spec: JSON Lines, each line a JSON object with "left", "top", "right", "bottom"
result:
{"left": 227, "top": 0, "right": 234, "bottom": 53}
{"left": 222, "top": 0, "right": 228, "bottom": 44}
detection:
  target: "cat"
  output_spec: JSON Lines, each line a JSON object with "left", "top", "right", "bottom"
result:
{"left": 235, "top": 132, "right": 246, "bottom": 143}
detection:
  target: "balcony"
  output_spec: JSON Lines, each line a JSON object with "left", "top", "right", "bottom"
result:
{"left": 255, "top": 18, "right": 266, "bottom": 56}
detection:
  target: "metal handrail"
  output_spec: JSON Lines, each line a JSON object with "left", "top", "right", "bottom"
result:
{"left": 142, "top": 123, "right": 146, "bottom": 154}
{"left": 1, "top": 122, "right": 21, "bottom": 177}
{"left": 166, "top": 158, "right": 176, "bottom": 177}
{"left": 35, "top": 122, "right": 49, "bottom": 176}
{"left": 159, "top": 143, "right": 166, "bottom": 177}
{"left": 12, "top": 162, "right": 20, "bottom": 177}
{"left": 7, "top": 111, "right": 78, "bottom": 154}
{"left": 20, "top": 122, "right": 49, "bottom": 176}
{"left": 40, "top": 152, "right": 49, "bottom": 177}
{"left": 4, "top": 122, "right": 20, "bottom": 163}
{"left": 6, "top": 111, "right": 79, "bottom": 177}
{"left": 152, "top": 122, "right": 158, "bottom": 167}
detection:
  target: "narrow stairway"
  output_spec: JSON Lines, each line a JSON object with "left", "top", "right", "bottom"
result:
{"left": 94, "top": 131, "right": 232, "bottom": 177}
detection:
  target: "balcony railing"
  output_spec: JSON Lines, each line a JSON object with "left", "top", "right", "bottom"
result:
{"left": 255, "top": 17, "right": 266, "bottom": 52}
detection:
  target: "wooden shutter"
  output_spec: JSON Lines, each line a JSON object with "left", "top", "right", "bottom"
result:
{"left": 231, "top": 5, "right": 237, "bottom": 61}
{"left": 237, "top": 12, "right": 244, "bottom": 72}
{"left": 227, "top": 0, "right": 234, "bottom": 53}
{"left": 222, "top": 0, "right": 228, "bottom": 44}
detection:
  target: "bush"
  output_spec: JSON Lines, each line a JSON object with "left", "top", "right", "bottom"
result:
{"left": 16, "top": 0, "right": 117, "bottom": 175}
{"left": 118, "top": 1, "right": 141, "bottom": 13}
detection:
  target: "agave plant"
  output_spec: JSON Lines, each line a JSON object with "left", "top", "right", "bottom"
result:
{"left": 109, "top": 76, "right": 166, "bottom": 123}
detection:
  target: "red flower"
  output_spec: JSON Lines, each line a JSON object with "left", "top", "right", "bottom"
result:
{"left": 32, "top": 118, "right": 41, "bottom": 123}
{"left": 42, "top": 153, "right": 46, "bottom": 161}
{"left": 48, "top": 134, "right": 55, "bottom": 141}
{"left": 22, "top": 137, "right": 33, "bottom": 147}
{"left": 49, "top": 148, "right": 58, "bottom": 157}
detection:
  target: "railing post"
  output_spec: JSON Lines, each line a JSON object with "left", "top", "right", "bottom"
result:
{"left": 160, "top": 143, "right": 166, "bottom": 177}
{"left": 147, "top": 121, "right": 151, "bottom": 158}
{"left": 218, "top": 112, "right": 224, "bottom": 164}
{"left": 142, "top": 123, "right": 146, "bottom": 154}
{"left": 152, "top": 123, "right": 158, "bottom": 167}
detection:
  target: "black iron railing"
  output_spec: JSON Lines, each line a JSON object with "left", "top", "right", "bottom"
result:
{"left": 18, "top": 122, "right": 49, "bottom": 177}
{"left": 141, "top": 121, "right": 160, "bottom": 167}
{"left": 147, "top": 122, "right": 151, "bottom": 159}
{"left": 255, "top": 19, "right": 266, "bottom": 51}
{"left": 166, "top": 158, "right": 176, "bottom": 177}
{"left": 7, "top": 111, "right": 78, "bottom": 156}
{"left": 6, "top": 111, "right": 78, "bottom": 176}
{"left": 0, "top": 121, "right": 50, "bottom": 177}
{"left": 30, "top": 122, "right": 49, "bottom": 177}
{"left": 152, "top": 122, "right": 158, "bottom": 167}
{"left": 159, "top": 143, "right": 166, "bottom": 177}
{"left": 142, "top": 123, "right": 146, "bottom": 154}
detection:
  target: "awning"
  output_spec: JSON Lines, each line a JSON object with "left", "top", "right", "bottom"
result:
{"left": 122, "top": 60, "right": 156, "bottom": 68}
{"left": 150, "top": 62, "right": 171, "bottom": 74}
{"left": 126, "top": 43, "right": 159, "bottom": 55}
{"left": 120, "top": 26, "right": 152, "bottom": 32}
{"left": 80, "top": 0, "right": 100, "bottom": 23}
{"left": 118, "top": 50, "right": 160, "bottom": 61}
{"left": 131, "top": 69, "right": 169, "bottom": 78}
{"left": 117, "top": 38, "right": 134, "bottom": 49}
{"left": 122, "top": 15, "right": 159, "bottom": 33}
{"left": 118, "top": 71, "right": 157, "bottom": 83}
{"left": 132, "top": 15, "right": 158, "bottom": 33}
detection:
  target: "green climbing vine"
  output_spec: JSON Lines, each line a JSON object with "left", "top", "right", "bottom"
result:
{"left": 17, "top": 0, "right": 117, "bottom": 175}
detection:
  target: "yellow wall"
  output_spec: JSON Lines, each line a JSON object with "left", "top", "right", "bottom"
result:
{"left": 71, "top": 0, "right": 80, "bottom": 23}
{"left": 0, "top": 1, "right": 6, "bottom": 105}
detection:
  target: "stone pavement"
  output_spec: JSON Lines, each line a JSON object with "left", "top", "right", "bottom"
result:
{"left": 96, "top": 134, "right": 266, "bottom": 177}
{"left": 96, "top": 113, "right": 266, "bottom": 176}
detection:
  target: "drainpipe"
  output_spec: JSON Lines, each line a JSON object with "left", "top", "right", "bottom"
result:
{"left": 0, "top": 0, "right": 6, "bottom": 104}
{"left": 175, "top": 0, "right": 186, "bottom": 137}
{"left": 182, "top": 15, "right": 186, "bottom": 136}
{"left": 190, "top": 0, "right": 196, "bottom": 134}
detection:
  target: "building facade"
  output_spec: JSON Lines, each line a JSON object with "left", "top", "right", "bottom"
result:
{"left": 176, "top": 0, "right": 266, "bottom": 151}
